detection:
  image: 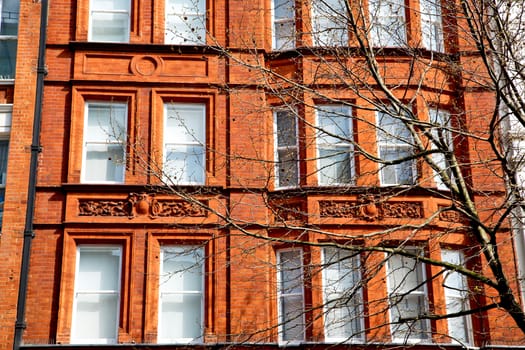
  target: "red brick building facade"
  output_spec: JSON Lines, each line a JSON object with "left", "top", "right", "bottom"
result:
{"left": 0, "top": 0, "right": 524, "bottom": 349}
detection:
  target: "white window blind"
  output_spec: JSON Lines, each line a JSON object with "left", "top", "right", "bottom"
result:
{"left": 441, "top": 249, "right": 472, "bottom": 345}
{"left": 322, "top": 247, "right": 364, "bottom": 342}
{"left": 277, "top": 249, "right": 305, "bottom": 343}
{"left": 386, "top": 251, "right": 430, "bottom": 342}
{"left": 316, "top": 105, "right": 353, "bottom": 185}
{"left": 163, "top": 103, "right": 206, "bottom": 185}
{"left": 158, "top": 246, "right": 204, "bottom": 343}
{"left": 89, "top": 0, "right": 130, "bottom": 42}
{"left": 71, "top": 246, "right": 122, "bottom": 344}
{"left": 82, "top": 102, "right": 127, "bottom": 183}
{"left": 377, "top": 109, "right": 415, "bottom": 185}
{"left": 165, "top": 0, "right": 206, "bottom": 45}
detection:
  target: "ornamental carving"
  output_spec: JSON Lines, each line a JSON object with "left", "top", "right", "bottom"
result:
{"left": 438, "top": 205, "right": 463, "bottom": 223}
{"left": 319, "top": 197, "right": 423, "bottom": 220}
{"left": 78, "top": 193, "right": 208, "bottom": 218}
{"left": 272, "top": 202, "right": 304, "bottom": 222}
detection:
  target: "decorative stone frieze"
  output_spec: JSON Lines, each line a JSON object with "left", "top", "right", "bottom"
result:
{"left": 319, "top": 196, "right": 423, "bottom": 220}
{"left": 78, "top": 192, "right": 208, "bottom": 218}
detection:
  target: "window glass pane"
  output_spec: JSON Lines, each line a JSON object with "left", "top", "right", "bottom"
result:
{"left": 77, "top": 247, "right": 121, "bottom": 291}
{"left": 277, "top": 148, "right": 298, "bottom": 188}
{"left": 85, "top": 144, "right": 125, "bottom": 183}
{"left": 387, "top": 251, "right": 429, "bottom": 341}
{"left": 160, "top": 246, "right": 203, "bottom": 292}
{"left": 90, "top": 0, "right": 130, "bottom": 42}
{"left": 0, "top": 0, "right": 19, "bottom": 35}
{"left": 159, "top": 246, "right": 204, "bottom": 343}
{"left": 164, "top": 145, "right": 205, "bottom": 184}
{"left": 279, "top": 250, "right": 303, "bottom": 294}
{"left": 275, "top": 110, "right": 298, "bottom": 188}
{"left": 91, "top": 12, "right": 129, "bottom": 42}
{"left": 323, "top": 248, "right": 363, "bottom": 341}
{"left": 280, "top": 294, "right": 304, "bottom": 341}
{"left": 429, "top": 109, "right": 453, "bottom": 189}
{"left": 165, "top": 0, "right": 206, "bottom": 45}
{"left": 311, "top": 0, "right": 348, "bottom": 46}
{"left": 377, "top": 110, "right": 415, "bottom": 185}
{"left": 442, "top": 249, "right": 471, "bottom": 344}
{"left": 273, "top": 0, "right": 295, "bottom": 50}
{"left": 160, "top": 294, "right": 203, "bottom": 341}
{"left": 420, "top": 0, "right": 444, "bottom": 52}
{"left": 317, "top": 105, "right": 353, "bottom": 185}
{"left": 278, "top": 249, "right": 304, "bottom": 342}
{"left": 86, "top": 104, "right": 126, "bottom": 142}
{"left": 72, "top": 294, "right": 119, "bottom": 342}
{"left": 369, "top": 0, "right": 406, "bottom": 47}
{"left": 163, "top": 103, "right": 206, "bottom": 185}
{"left": 72, "top": 246, "right": 121, "bottom": 344}
{"left": 318, "top": 147, "right": 352, "bottom": 184}
{"left": 84, "top": 103, "right": 127, "bottom": 183}
{"left": 165, "top": 105, "right": 205, "bottom": 144}
{"left": 0, "top": 40, "right": 16, "bottom": 79}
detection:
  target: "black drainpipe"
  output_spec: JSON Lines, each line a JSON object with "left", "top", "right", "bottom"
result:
{"left": 13, "top": 0, "right": 48, "bottom": 348}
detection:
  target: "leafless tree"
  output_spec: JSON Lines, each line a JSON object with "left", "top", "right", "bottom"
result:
{"left": 130, "top": 0, "right": 525, "bottom": 346}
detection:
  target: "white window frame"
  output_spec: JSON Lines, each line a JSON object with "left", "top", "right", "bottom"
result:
{"left": 272, "top": 0, "right": 295, "bottom": 50}
{"left": 158, "top": 245, "right": 205, "bottom": 344}
{"left": 441, "top": 249, "right": 473, "bottom": 345}
{"left": 277, "top": 248, "right": 305, "bottom": 344}
{"left": 88, "top": 0, "right": 131, "bottom": 43}
{"left": 322, "top": 247, "right": 364, "bottom": 343}
{"left": 419, "top": 0, "right": 444, "bottom": 52}
{"left": 386, "top": 249, "right": 431, "bottom": 343}
{"left": 311, "top": 0, "right": 348, "bottom": 47}
{"left": 369, "top": 0, "right": 407, "bottom": 47}
{"left": 81, "top": 102, "right": 128, "bottom": 184}
{"left": 274, "top": 109, "right": 299, "bottom": 188}
{"left": 163, "top": 102, "right": 206, "bottom": 185}
{"left": 70, "top": 245, "right": 122, "bottom": 344}
{"left": 165, "top": 0, "right": 206, "bottom": 45}
{"left": 376, "top": 109, "right": 416, "bottom": 186}
{"left": 316, "top": 105, "right": 354, "bottom": 186}
{"left": 0, "top": 0, "right": 19, "bottom": 80}
{"left": 429, "top": 108, "right": 453, "bottom": 190}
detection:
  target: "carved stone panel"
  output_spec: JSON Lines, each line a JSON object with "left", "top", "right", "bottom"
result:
{"left": 319, "top": 197, "right": 423, "bottom": 220}
{"left": 78, "top": 193, "right": 208, "bottom": 218}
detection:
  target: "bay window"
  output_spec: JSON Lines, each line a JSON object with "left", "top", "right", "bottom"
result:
{"left": 89, "top": 0, "right": 130, "bottom": 42}
{"left": 71, "top": 246, "right": 122, "bottom": 344}
{"left": 272, "top": 0, "right": 295, "bottom": 50}
{"left": 386, "top": 250, "right": 430, "bottom": 342}
{"left": 311, "top": 0, "right": 348, "bottom": 46}
{"left": 369, "top": 0, "right": 406, "bottom": 47}
{"left": 165, "top": 0, "right": 206, "bottom": 45}
{"left": 274, "top": 109, "right": 299, "bottom": 188}
{"left": 376, "top": 109, "right": 415, "bottom": 185}
{"left": 163, "top": 103, "right": 206, "bottom": 185}
{"left": 429, "top": 108, "right": 453, "bottom": 189}
{"left": 441, "top": 249, "right": 473, "bottom": 345}
{"left": 316, "top": 105, "right": 353, "bottom": 185}
{"left": 82, "top": 102, "right": 127, "bottom": 183}
{"left": 0, "top": 0, "right": 18, "bottom": 79}
{"left": 158, "top": 245, "right": 204, "bottom": 343}
{"left": 277, "top": 249, "right": 305, "bottom": 343}
{"left": 420, "top": 0, "right": 444, "bottom": 52}
{"left": 322, "top": 247, "right": 364, "bottom": 342}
